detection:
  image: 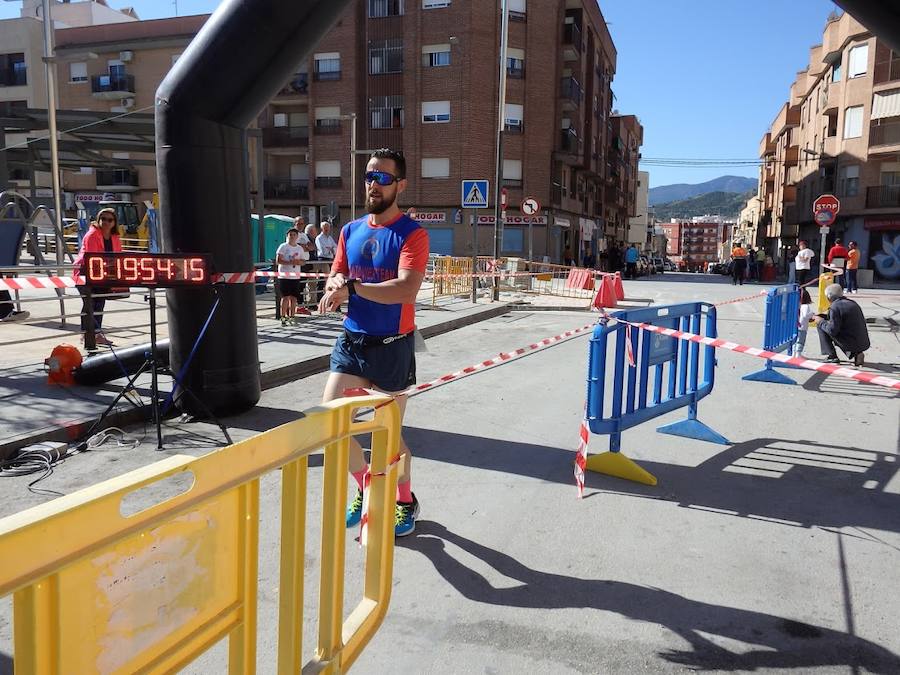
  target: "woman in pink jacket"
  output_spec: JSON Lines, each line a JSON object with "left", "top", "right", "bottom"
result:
{"left": 73, "top": 207, "right": 122, "bottom": 346}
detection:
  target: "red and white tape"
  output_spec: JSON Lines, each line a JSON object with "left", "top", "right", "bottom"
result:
{"left": 0, "top": 275, "right": 76, "bottom": 291}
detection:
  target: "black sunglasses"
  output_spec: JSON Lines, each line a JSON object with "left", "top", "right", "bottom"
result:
{"left": 364, "top": 170, "right": 400, "bottom": 186}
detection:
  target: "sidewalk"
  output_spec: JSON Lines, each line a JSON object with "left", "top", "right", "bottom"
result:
{"left": 0, "top": 286, "right": 513, "bottom": 458}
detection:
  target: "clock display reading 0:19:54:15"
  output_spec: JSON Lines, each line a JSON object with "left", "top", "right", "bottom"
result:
{"left": 84, "top": 253, "right": 210, "bottom": 287}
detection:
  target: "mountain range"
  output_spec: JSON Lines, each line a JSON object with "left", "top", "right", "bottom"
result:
{"left": 652, "top": 190, "right": 755, "bottom": 221}
{"left": 649, "top": 175, "right": 757, "bottom": 206}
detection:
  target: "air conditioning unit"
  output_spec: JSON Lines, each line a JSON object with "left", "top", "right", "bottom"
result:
{"left": 119, "top": 51, "right": 133, "bottom": 62}
{"left": 121, "top": 98, "right": 134, "bottom": 109}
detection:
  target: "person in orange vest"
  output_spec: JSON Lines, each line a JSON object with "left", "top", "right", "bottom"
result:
{"left": 731, "top": 242, "right": 748, "bottom": 286}
{"left": 845, "top": 240, "right": 860, "bottom": 293}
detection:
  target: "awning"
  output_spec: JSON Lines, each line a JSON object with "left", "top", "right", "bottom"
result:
{"left": 871, "top": 89, "right": 900, "bottom": 120}
{"left": 554, "top": 217, "right": 571, "bottom": 228}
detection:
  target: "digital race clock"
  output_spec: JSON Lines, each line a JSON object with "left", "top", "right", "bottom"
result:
{"left": 84, "top": 253, "right": 210, "bottom": 287}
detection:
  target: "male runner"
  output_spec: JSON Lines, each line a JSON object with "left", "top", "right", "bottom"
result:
{"left": 318, "top": 148, "right": 429, "bottom": 536}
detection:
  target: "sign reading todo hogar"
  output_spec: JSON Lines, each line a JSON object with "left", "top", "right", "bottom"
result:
{"left": 476, "top": 215, "right": 548, "bottom": 225}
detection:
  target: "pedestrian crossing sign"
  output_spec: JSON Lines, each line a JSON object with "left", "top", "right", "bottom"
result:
{"left": 461, "top": 179, "right": 489, "bottom": 209}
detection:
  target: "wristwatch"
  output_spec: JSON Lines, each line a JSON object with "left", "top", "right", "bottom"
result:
{"left": 347, "top": 279, "right": 357, "bottom": 297}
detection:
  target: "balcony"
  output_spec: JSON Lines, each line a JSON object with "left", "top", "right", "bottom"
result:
{"left": 551, "top": 183, "right": 563, "bottom": 205}
{"left": 264, "top": 178, "right": 309, "bottom": 201}
{"left": 783, "top": 145, "right": 799, "bottom": 167}
{"left": 276, "top": 74, "right": 308, "bottom": 98}
{"left": 782, "top": 185, "right": 797, "bottom": 204}
{"left": 874, "top": 56, "right": 900, "bottom": 86}
{"left": 91, "top": 73, "right": 135, "bottom": 100}
{"left": 772, "top": 102, "right": 801, "bottom": 136}
{"left": 313, "top": 69, "right": 341, "bottom": 82}
{"left": 759, "top": 132, "right": 775, "bottom": 157}
{"left": 262, "top": 126, "right": 309, "bottom": 147}
{"left": 559, "top": 128, "right": 579, "bottom": 154}
{"left": 313, "top": 119, "right": 342, "bottom": 135}
{"left": 314, "top": 176, "right": 342, "bottom": 189}
{"left": 560, "top": 76, "right": 583, "bottom": 110}
{"left": 507, "top": 65, "right": 525, "bottom": 79}
{"left": 869, "top": 120, "right": 900, "bottom": 150}
{"left": 96, "top": 168, "right": 139, "bottom": 192}
{"left": 866, "top": 184, "right": 900, "bottom": 208}
{"left": 563, "top": 23, "right": 582, "bottom": 60}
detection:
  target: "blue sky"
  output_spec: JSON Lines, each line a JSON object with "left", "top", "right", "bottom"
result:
{"left": 1, "top": 0, "right": 839, "bottom": 188}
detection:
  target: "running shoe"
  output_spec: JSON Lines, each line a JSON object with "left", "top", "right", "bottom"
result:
{"left": 0, "top": 310, "right": 29, "bottom": 322}
{"left": 346, "top": 488, "right": 364, "bottom": 528}
{"left": 394, "top": 493, "right": 420, "bottom": 537}
{"left": 94, "top": 333, "right": 114, "bottom": 346}
{"left": 824, "top": 355, "right": 840, "bottom": 364}
{"left": 296, "top": 307, "right": 312, "bottom": 316}
{"left": 853, "top": 352, "right": 865, "bottom": 368}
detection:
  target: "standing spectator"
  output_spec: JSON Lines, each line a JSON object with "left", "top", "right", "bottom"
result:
{"left": 787, "top": 243, "right": 799, "bottom": 284}
{"left": 316, "top": 221, "right": 338, "bottom": 261}
{"left": 756, "top": 247, "right": 766, "bottom": 281}
{"left": 845, "top": 241, "right": 860, "bottom": 293}
{"left": 746, "top": 246, "right": 757, "bottom": 282}
{"left": 814, "top": 283, "right": 870, "bottom": 366}
{"left": 624, "top": 244, "right": 639, "bottom": 279}
{"left": 275, "top": 229, "right": 306, "bottom": 326}
{"left": 304, "top": 222, "right": 321, "bottom": 306}
{"left": 73, "top": 208, "right": 122, "bottom": 346}
{"left": 795, "top": 240, "right": 814, "bottom": 286}
{"left": 827, "top": 237, "right": 849, "bottom": 288}
{"left": 794, "top": 289, "right": 816, "bottom": 357}
{"left": 318, "top": 148, "right": 429, "bottom": 537}
{"left": 731, "top": 242, "right": 748, "bottom": 286}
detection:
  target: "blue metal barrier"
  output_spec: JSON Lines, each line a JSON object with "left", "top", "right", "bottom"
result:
{"left": 585, "top": 302, "right": 729, "bottom": 485}
{"left": 742, "top": 284, "right": 800, "bottom": 385}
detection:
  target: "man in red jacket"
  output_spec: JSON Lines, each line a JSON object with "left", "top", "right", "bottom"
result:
{"left": 826, "top": 238, "right": 849, "bottom": 288}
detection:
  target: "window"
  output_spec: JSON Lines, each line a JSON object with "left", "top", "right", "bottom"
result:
{"left": 370, "top": 95, "right": 404, "bottom": 129}
{"left": 507, "top": 0, "right": 526, "bottom": 21}
{"left": 839, "top": 164, "right": 859, "bottom": 197}
{"left": 504, "top": 103, "right": 523, "bottom": 132}
{"left": 421, "top": 157, "right": 450, "bottom": 178}
{"left": 422, "top": 100, "right": 450, "bottom": 123}
{"left": 502, "top": 227, "right": 523, "bottom": 252}
{"left": 422, "top": 44, "right": 451, "bottom": 67}
{"left": 315, "top": 160, "right": 342, "bottom": 188}
{"left": 503, "top": 159, "right": 522, "bottom": 187}
{"left": 506, "top": 47, "right": 525, "bottom": 78}
{"left": 370, "top": 38, "right": 403, "bottom": 74}
{"left": 428, "top": 228, "right": 454, "bottom": 255}
{"left": 273, "top": 113, "right": 288, "bottom": 127}
{"left": 69, "top": 62, "right": 87, "bottom": 83}
{"left": 843, "top": 105, "right": 863, "bottom": 138}
{"left": 832, "top": 56, "right": 842, "bottom": 82}
{"left": 0, "top": 53, "right": 27, "bottom": 87}
{"left": 369, "top": 0, "right": 403, "bottom": 17}
{"left": 423, "top": 0, "right": 450, "bottom": 7}
{"left": 107, "top": 59, "right": 125, "bottom": 77}
{"left": 848, "top": 44, "right": 868, "bottom": 78}
{"left": 314, "top": 106, "right": 341, "bottom": 134}
{"left": 314, "top": 52, "right": 341, "bottom": 81}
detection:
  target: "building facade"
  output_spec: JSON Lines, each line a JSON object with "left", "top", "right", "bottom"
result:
{"left": 36, "top": 0, "right": 645, "bottom": 264}
{"left": 659, "top": 217, "right": 729, "bottom": 269}
{"left": 758, "top": 11, "right": 900, "bottom": 282}
{"left": 627, "top": 169, "right": 649, "bottom": 245}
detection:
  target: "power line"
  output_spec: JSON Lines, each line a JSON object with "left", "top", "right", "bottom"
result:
{"left": 0, "top": 104, "right": 156, "bottom": 154}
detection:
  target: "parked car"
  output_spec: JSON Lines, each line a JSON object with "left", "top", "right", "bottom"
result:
{"left": 663, "top": 259, "right": 676, "bottom": 272}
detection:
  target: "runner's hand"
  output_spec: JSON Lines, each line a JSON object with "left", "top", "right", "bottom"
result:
{"left": 326, "top": 273, "right": 347, "bottom": 292}
{"left": 318, "top": 285, "right": 349, "bottom": 314}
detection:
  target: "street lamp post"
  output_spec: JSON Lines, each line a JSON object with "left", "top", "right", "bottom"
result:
{"left": 491, "top": 0, "right": 510, "bottom": 301}
{"left": 40, "top": 0, "right": 64, "bottom": 269}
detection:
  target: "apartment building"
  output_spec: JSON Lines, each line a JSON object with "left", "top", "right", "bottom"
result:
{"left": 758, "top": 11, "right": 900, "bottom": 282}
{"left": 658, "top": 218, "right": 725, "bottom": 268}
{"left": 39, "top": 0, "right": 643, "bottom": 264}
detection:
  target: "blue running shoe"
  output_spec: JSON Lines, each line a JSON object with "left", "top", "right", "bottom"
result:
{"left": 346, "top": 488, "right": 364, "bottom": 528}
{"left": 394, "top": 493, "right": 420, "bottom": 537}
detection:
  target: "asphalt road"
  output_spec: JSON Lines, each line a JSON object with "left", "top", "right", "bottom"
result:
{"left": 1, "top": 275, "right": 898, "bottom": 674}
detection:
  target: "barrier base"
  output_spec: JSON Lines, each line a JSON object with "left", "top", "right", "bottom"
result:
{"left": 584, "top": 451, "right": 657, "bottom": 486}
{"left": 742, "top": 365, "right": 797, "bottom": 385}
{"left": 657, "top": 418, "right": 730, "bottom": 445}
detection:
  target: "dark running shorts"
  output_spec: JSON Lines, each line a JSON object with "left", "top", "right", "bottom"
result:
{"left": 279, "top": 278, "right": 302, "bottom": 299}
{"left": 330, "top": 329, "right": 416, "bottom": 393}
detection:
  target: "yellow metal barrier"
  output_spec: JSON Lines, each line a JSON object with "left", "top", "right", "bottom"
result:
{"left": 0, "top": 394, "right": 402, "bottom": 674}
{"left": 817, "top": 271, "right": 835, "bottom": 313}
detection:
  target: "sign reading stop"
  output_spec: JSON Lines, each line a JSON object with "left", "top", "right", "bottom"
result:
{"left": 812, "top": 194, "right": 840, "bottom": 227}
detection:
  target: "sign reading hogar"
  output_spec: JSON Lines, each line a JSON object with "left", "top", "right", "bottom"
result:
{"left": 476, "top": 215, "right": 548, "bottom": 225}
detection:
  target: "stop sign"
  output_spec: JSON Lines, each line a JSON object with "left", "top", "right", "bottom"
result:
{"left": 813, "top": 194, "right": 840, "bottom": 227}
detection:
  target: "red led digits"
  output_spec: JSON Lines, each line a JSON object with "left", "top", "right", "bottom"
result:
{"left": 87, "top": 256, "right": 105, "bottom": 282}
{"left": 188, "top": 258, "right": 206, "bottom": 282}
{"left": 84, "top": 253, "right": 208, "bottom": 287}
{"left": 140, "top": 257, "right": 155, "bottom": 282}
{"left": 160, "top": 257, "right": 175, "bottom": 280}
{"left": 122, "top": 257, "right": 140, "bottom": 282}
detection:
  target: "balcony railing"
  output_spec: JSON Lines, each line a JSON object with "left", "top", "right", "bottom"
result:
{"left": 262, "top": 126, "right": 310, "bottom": 146}
{"left": 264, "top": 178, "right": 309, "bottom": 200}
{"left": 563, "top": 23, "right": 582, "bottom": 53}
{"left": 560, "top": 128, "right": 579, "bottom": 153}
{"left": 869, "top": 121, "right": 900, "bottom": 147}
{"left": 874, "top": 57, "right": 900, "bottom": 85}
{"left": 314, "top": 119, "right": 342, "bottom": 135}
{"left": 95, "top": 169, "right": 138, "bottom": 187}
{"left": 866, "top": 184, "right": 900, "bottom": 208}
{"left": 507, "top": 65, "right": 525, "bottom": 79}
{"left": 313, "top": 70, "right": 341, "bottom": 81}
{"left": 91, "top": 73, "right": 135, "bottom": 95}
{"left": 560, "top": 77, "right": 583, "bottom": 106}
{"left": 315, "top": 176, "right": 342, "bottom": 189}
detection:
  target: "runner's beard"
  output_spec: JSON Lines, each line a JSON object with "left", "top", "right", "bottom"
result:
{"left": 366, "top": 190, "right": 395, "bottom": 215}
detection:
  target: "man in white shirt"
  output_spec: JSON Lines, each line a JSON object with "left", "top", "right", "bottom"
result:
{"left": 795, "top": 240, "right": 815, "bottom": 285}
{"left": 316, "top": 221, "right": 337, "bottom": 260}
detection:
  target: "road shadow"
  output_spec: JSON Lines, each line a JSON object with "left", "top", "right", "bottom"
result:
{"left": 405, "top": 428, "right": 900, "bottom": 534}
{"left": 0, "top": 651, "right": 10, "bottom": 675}
{"left": 400, "top": 521, "right": 900, "bottom": 672}
{"left": 801, "top": 369, "right": 900, "bottom": 399}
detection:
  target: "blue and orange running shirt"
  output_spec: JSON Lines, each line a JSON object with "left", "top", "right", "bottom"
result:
{"left": 331, "top": 213, "right": 430, "bottom": 336}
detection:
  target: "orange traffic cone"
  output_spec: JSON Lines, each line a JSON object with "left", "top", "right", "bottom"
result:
{"left": 613, "top": 272, "right": 625, "bottom": 301}
{"left": 591, "top": 275, "right": 618, "bottom": 310}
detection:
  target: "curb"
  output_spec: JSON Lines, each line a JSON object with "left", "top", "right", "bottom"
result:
{"left": 1, "top": 303, "right": 513, "bottom": 460}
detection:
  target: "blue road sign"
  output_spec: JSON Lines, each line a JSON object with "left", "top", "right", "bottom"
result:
{"left": 461, "top": 180, "right": 489, "bottom": 209}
